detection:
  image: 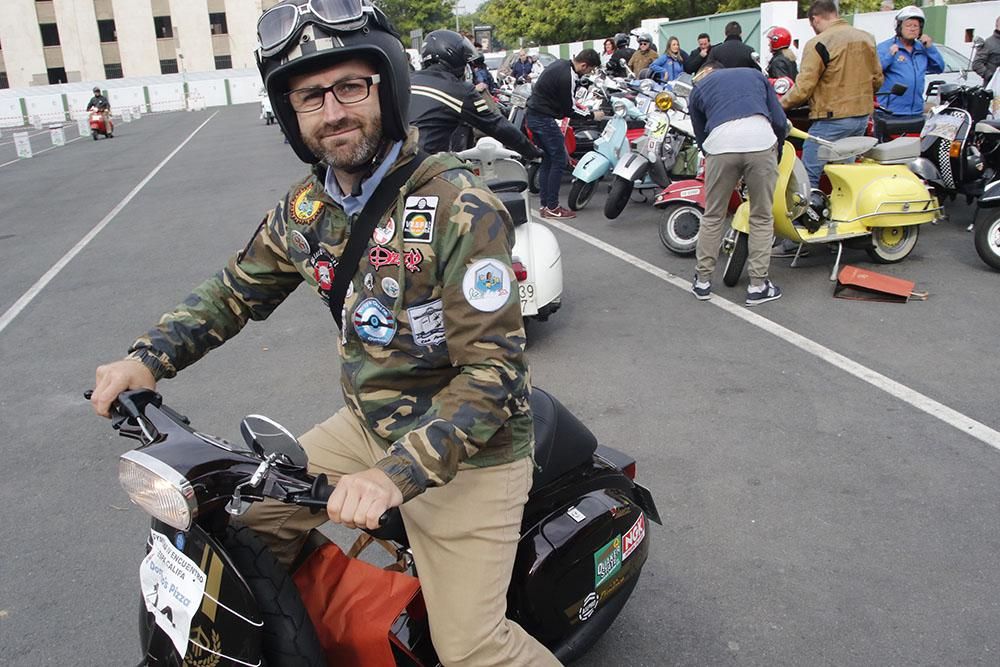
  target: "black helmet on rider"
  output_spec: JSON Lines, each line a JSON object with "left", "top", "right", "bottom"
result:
{"left": 93, "top": 86, "right": 101, "bottom": 94}
{"left": 420, "top": 29, "right": 478, "bottom": 77}
{"left": 614, "top": 32, "right": 630, "bottom": 48}
{"left": 255, "top": 0, "right": 410, "bottom": 164}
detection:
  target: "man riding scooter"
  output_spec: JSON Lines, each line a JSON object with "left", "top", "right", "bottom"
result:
{"left": 86, "top": 86, "right": 114, "bottom": 137}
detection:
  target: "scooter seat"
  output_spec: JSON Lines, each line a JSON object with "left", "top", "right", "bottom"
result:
{"left": 818, "top": 136, "right": 878, "bottom": 162}
{"left": 531, "top": 388, "right": 599, "bottom": 490}
{"left": 864, "top": 136, "right": 920, "bottom": 164}
{"left": 975, "top": 119, "right": 1000, "bottom": 134}
{"left": 875, "top": 115, "right": 924, "bottom": 137}
{"left": 495, "top": 191, "right": 527, "bottom": 226}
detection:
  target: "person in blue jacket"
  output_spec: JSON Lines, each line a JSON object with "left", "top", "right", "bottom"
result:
{"left": 650, "top": 36, "right": 687, "bottom": 82}
{"left": 876, "top": 5, "right": 944, "bottom": 121}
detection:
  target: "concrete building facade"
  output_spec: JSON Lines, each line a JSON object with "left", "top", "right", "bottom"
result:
{"left": 0, "top": 0, "right": 281, "bottom": 88}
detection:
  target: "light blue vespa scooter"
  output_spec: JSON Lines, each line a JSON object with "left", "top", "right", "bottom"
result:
{"left": 566, "top": 95, "right": 649, "bottom": 211}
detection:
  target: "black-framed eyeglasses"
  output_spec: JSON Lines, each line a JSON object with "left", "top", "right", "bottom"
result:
{"left": 638, "top": 40, "right": 651, "bottom": 45}
{"left": 257, "top": 0, "right": 367, "bottom": 57}
{"left": 285, "top": 74, "right": 380, "bottom": 112}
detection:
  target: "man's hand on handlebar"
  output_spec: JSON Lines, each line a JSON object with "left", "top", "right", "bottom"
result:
{"left": 92, "top": 359, "right": 156, "bottom": 417}
{"left": 327, "top": 468, "right": 403, "bottom": 530}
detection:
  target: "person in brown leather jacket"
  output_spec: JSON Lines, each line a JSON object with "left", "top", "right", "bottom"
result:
{"left": 781, "top": 0, "right": 883, "bottom": 187}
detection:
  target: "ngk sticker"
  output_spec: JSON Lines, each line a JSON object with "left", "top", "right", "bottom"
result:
{"left": 622, "top": 513, "right": 646, "bottom": 561}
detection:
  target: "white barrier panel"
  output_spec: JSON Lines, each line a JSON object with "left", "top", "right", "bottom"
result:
{"left": 147, "top": 83, "right": 187, "bottom": 112}
{"left": 228, "top": 76, "right": 265, "bottom": 105}
{"left": 187, "top": 95, "right": 207, "bottom": 111}
{"left": 14, "top": 132, "right": 32, "bottom": 158}
{"left": 122, "top": 108, "right": 133, "bottom": 122}
{"left": 31, "top": 115, "right": 43, "bottom": 129}
{"left": 187, "top": 80, "right": 228, "bottom": 107}
{"left": 107, "top": 86, "right": 146, "bottom": 113}
{"left": 24, "top": 94, "right": 65, "bottom": 125}
{"left": 133, "top": 105, "right": 142, "bottom": 119}
{"left": 78, "top": 117, "right": 90, "bottom": 136}
{"left": 50, "top": 126, "right": 66, "bottom": 146}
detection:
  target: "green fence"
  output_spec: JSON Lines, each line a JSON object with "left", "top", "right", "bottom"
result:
{"left": 657, "top": 8, "right": 761, "bottom": 53}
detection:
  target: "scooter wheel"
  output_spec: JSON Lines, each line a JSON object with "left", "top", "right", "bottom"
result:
{"left": 92, "top": 130, "right": 98, "bottom": 141}
{"left": 973, "top": 216, "right": 1000, "bottom": 271}
{"left": 722, "top": 230, "right": 748, "bottom": 287}
{"left": 658, "top": 203, "right": 703, "bottom": 256}
{"left": 603, "top": 176, "right": 633, "bottom": 220}
{"left": 866, "top": 225, "right": 919, "bottom": 264}
{"left": 527, "top": 162, "right": 541, "bottom": 194}
{"left": 567, "top": 179, "right": 596, "bottom": 211}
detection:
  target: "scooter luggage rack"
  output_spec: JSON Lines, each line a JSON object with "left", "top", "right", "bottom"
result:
{"left": 844, "top": 197, "right": 942, "bottom": 224}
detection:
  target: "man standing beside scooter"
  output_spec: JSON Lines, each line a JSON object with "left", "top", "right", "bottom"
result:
{"left": 876, "top": 6, "right": 943, "bottom": 132}
{"left": 689, "top": 62, "right": 787, "bottom": 306}
{"left": 781, "top": 0, "right": 883, "bottom": 188}
{"left": 526, "top": 48, "right": 603, "bottom": 219}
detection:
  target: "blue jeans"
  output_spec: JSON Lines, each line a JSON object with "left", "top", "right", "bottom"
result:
{"left": 802, "top": 115, "right": 869, "bottom": 187}
{"left": 525, "top": 111, "right": 567, "bottom": 210}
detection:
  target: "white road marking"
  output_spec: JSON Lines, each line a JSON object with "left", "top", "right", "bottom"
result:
{"left": 544, "top": 218, "right": 1000, "bottom": 452}
{"left": 0, "top": 112, "right": 219, "bottom": 335}
{"left": 0, "top": 135, "right": 85, "bottom": 169}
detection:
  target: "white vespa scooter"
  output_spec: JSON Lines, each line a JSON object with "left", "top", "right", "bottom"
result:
{"left": 457, "top": 138, "right": 563, "bottom": 322}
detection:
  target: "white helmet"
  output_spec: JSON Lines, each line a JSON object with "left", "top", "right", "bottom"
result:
{"left": 895, "top": 5, "right": 925, "bottom": 35}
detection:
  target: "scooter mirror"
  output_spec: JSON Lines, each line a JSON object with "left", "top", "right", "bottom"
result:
{"left": 240, "top": 414, "right": 308, "bottom": 469}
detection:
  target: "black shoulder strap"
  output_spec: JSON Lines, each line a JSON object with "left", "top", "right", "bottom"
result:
{"left": 328, "top": 149, "right": 430, "bottom": 329}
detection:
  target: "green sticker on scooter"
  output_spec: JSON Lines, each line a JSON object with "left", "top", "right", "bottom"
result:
{"left": 593, "top": 535, "right": 622, "bottom": 588}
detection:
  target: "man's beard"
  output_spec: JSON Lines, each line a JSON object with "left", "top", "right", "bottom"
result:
{"left": 304, "top": 115, "right": 383, "bottom": 172}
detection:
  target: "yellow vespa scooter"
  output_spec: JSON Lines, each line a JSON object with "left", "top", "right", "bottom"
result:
{"left": 721, "top": 125, "right": 943, "bottom": 284}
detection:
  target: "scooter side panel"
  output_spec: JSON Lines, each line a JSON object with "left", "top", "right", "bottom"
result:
{"left": 515, "top": 222, "right": 562, "bottom": 315}
{"left": 825, "top": 164, "right": 940, "bottom": 226}
{"left": 572, "top": 151, "right": 613, "bottom": 183}
{"left": 612, "top": 151, "right": 650, "bottom": 183}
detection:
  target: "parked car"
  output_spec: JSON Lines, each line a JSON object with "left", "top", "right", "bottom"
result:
{"left": 925, "top": 43, "right": 983, "bottom": 102}
{"left": 497, "top": 51, "right": 558, "bottom": 80}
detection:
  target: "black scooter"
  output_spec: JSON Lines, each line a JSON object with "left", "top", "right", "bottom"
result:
{"left": 98, "top": 388, "right": 660, "bottom": 665}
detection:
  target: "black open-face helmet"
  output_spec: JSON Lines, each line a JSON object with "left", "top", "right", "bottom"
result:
{"left": 255, "top": 0, "right": 410, "bottom": 164}
{"left": 615, "top": 32, "right": 630, "bottom": 48}
{"left": 421, "top": 30, "right": 478, "bottom": 76}
{"left": 93, "top": 86, "right": 101, "bottom": 94}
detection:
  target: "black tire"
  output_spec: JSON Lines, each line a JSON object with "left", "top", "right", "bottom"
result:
{"left": 92, "top": 130, "right": 98, "bottom": 140}
{"left": 865, "top": 225, "right": 919, "bottom": 264}
{"left": 603, "top": 176, "right": 633, "bottom": 220}
{"left": 722, "top": 230, "right": 748, "bottom": 287}
{"left": 527, "top": 162, "right": 541, "bottom": 194}
{"left": 974, "top": 216, "right": 1000, "bottom": 270}
{"left": 224, "top": 525, "right": 325, "bottom": 666}
{"left": 567, "top": 179, "right": 597, "bottom": 211}
{"left": 657, "top": 203, "right": 703, "bottom": 256}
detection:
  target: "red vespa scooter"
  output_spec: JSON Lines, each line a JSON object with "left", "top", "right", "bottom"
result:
{"left": 653, "top": 156, "right": 742, "bottom": 256}
{"left": 88, "top": 107, "right": 114, "bottom": 140}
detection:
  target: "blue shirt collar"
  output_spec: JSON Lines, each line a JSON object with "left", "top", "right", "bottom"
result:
{"left": 323, "top": 140, "right": 403, "bottom": 218}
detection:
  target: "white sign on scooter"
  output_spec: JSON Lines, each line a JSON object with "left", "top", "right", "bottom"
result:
{"left": 139, "top": 530, "right": 207, "bottom": 657}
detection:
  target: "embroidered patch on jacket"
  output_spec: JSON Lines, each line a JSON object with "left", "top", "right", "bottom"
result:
{"left": 462, "top": 258, "right": 512, "bottom": 312}
{"left": 407, "top": 299, "right": 445, "bottom": 347}
{"left": 403, "top": 195, "right": 438, "bottom": 243}
{"left": 290, "top": 183, "right": 323, "bottom": 224}
{"left": 352, "top": 298, "right": 396, "bottom": 346}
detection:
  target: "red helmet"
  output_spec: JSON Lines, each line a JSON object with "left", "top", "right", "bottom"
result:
{"left": 766, "top": 26, "right": 792, "bottom": 51}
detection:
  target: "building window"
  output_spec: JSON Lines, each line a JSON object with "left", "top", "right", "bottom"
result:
{"left": 209, "top": 12, "right": 228, "bottom": 35}
{"left": 214, "top": 55, "right": 233, "bottom": 70}
{"left": 0, "top": 72, "right": 9, "bottom": 89}
{"left": 160, "top": 59, "right": 178, "bottom": 74}
{"left": 104, "top": 63, "right": 123, "bottom": 79}
{"left": 40, "top": 23, "right": 61, "bottom": 47}
{"left": 97, "top": 19, "right": 117, "bottom": 43}
{"left": 154, "top": 16, "right": 173, "bottom": 39}
{"left": 47, "top": 67, "right": 67, "bottom": 84}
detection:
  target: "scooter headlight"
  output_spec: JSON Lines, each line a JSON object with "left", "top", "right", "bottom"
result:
{"left": 612, "top": 100, "right": 627, "bottom": 117}
{"left": 119, "top": 450, "right": 197, "bottom": 531}
{"left": 655, "top": 91, "right": 674, "bottom": 111}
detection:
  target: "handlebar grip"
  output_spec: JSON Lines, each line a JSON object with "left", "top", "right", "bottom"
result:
{"left": 299, "top": 474, "right": 389, "bottom": 527}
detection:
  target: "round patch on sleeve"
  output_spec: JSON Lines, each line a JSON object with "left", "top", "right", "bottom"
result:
{"left": 462, "top": 258, "right": 512, "bottom": 312}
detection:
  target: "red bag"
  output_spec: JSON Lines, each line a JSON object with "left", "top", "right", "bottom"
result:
{"left": 292, "top": 543, "right": 421, "bottom": 666}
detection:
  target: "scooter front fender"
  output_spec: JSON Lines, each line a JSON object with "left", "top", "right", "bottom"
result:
{"left": 571, "top": 151, "right": 612, "bottom": 183}
{"left": 653, "top": 180, "right": 705, "bottom": 208}
{"left": 979, "top": 179, "right": 1000, "bottom": 208}
{"left": 611, "top": 151, "right": 650, "bottom": 183}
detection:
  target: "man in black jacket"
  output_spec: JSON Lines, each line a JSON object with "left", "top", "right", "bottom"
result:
{"left": 709, "top": 22, "right": 761, "bottom": 70}
{"left": 685, "top": 33, "right": 713, "bottom": 74}
{"left": 409, "top": 30, "right": 540, "bottom": 158}
{"left": 525, "top": 49, "right": 603, "bottom": 219}
{"left": 606, "top": 33, "right": 635, "bottom": 78}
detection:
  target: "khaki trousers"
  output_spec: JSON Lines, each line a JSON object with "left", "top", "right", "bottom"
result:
{"left": 695, "top": 145, "right": 778, "bottom": 286}
{"left": 241, "top": 407, "right": 560, "bottom": 667}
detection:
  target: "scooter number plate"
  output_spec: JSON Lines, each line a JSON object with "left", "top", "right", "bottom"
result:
{"left": 646, "top": 112, "right": 669, "bottom": 139}
{"left": 921, "top": 114, "right": 962, "bottom": 141}
{"left": 139, "top": 530, "right": 207, "bottom": 658}
{"left": 519, "top": 282, "right": 537, "bottom": 314}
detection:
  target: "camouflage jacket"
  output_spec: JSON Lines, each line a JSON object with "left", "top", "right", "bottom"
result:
{"left": 127, "top": 129, "right": 533, "bottom": 501}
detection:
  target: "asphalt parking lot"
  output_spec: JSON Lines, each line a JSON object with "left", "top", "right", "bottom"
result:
{"left": 1, "top": 104, "right": 998, "bottom": 665}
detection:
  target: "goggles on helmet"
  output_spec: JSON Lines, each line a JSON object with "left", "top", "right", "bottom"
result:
{"left": 257, "top": 0, "right": 369, "bottom": 57}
